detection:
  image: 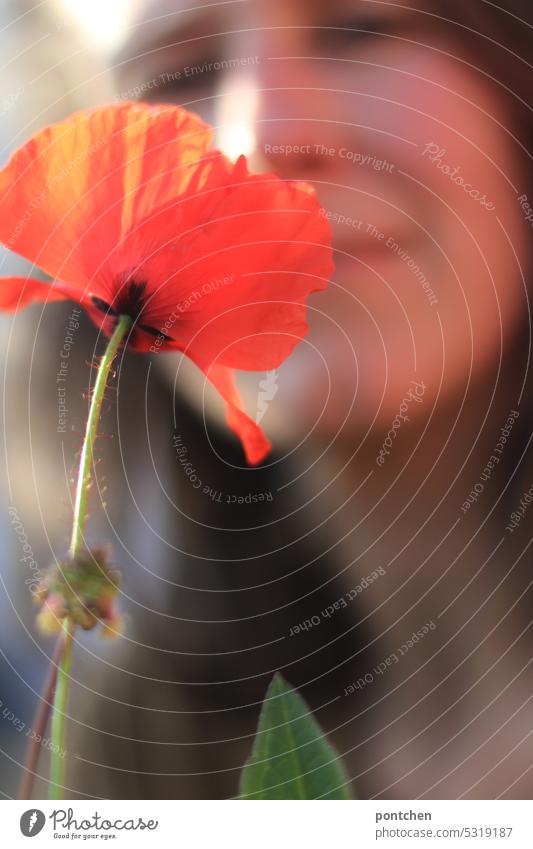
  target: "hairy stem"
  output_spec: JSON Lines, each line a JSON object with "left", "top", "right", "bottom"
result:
{"left": 69, "top": 314, "right": 132, "bottom": 559}
{"left": 48, "top": 314, "right": 131, "bottom": 800}
{"left": 19, "top": 636, "right": 63, "bottom": 799}
{"left": 49, "top": 620, "right": 74, "bottom": 799}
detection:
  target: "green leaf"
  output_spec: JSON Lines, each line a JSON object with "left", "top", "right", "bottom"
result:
{"left": 239, "top": 673, "right": 353, "bottom": 799}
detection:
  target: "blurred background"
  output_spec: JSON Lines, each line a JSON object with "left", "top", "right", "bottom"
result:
{"left": 2, "top": 0, "right": 533, "bottom": 799}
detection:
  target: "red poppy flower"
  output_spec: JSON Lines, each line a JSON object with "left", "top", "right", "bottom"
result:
{"left": 0, "top": 102, "right": 333, "bottom": 464}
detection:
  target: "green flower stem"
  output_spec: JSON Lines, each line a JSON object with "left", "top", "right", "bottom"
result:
{"left": 48, "top": 314, "right": 131, "bottom": 800}
{"left": 69, "top": 314, "right": 132, "bottom": 560}
{"left": 49, "top": 620, "right": 74, "bottom": 799}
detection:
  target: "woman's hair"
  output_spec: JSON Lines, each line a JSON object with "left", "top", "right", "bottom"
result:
{"left": 436, "top": 2, "right": 533, "bottom": 143}
{"left": 401, "top": 1, "right": 533, "bottom": 510}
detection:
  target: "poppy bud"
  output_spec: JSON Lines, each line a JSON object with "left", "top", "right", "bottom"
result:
{"left": 35, "top": 547, "right": 122, "bottom": 637}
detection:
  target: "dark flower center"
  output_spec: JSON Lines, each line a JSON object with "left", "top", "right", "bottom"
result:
{"left": 91, "top": 279, "right": 172, "bottom": 341}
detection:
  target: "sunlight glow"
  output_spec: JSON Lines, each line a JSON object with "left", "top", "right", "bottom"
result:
{"left": 59, "top": 0, "right": 133, "bottom": 51}
{"left": 216, "top": 80, "right": 258, "bottom": 160}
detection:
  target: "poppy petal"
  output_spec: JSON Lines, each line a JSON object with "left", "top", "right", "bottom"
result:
{"left": 0, "top": 102, "right": 212, "bottom": 295}
{"left": 0, "top": 276, "right": 69, "bottom": 311}
{"left": 0, "top": 104, "right": 333, "bottom": 467}
{"left": 190, "top": 356, "right": 271, "bottom": 465}
{"left": 122, "top": 155, "right": 333, "bottom": 365}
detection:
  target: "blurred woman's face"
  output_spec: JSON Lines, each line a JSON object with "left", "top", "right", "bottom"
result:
{"left": 126, "top": 0, "right": 528, "bottom": 445}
